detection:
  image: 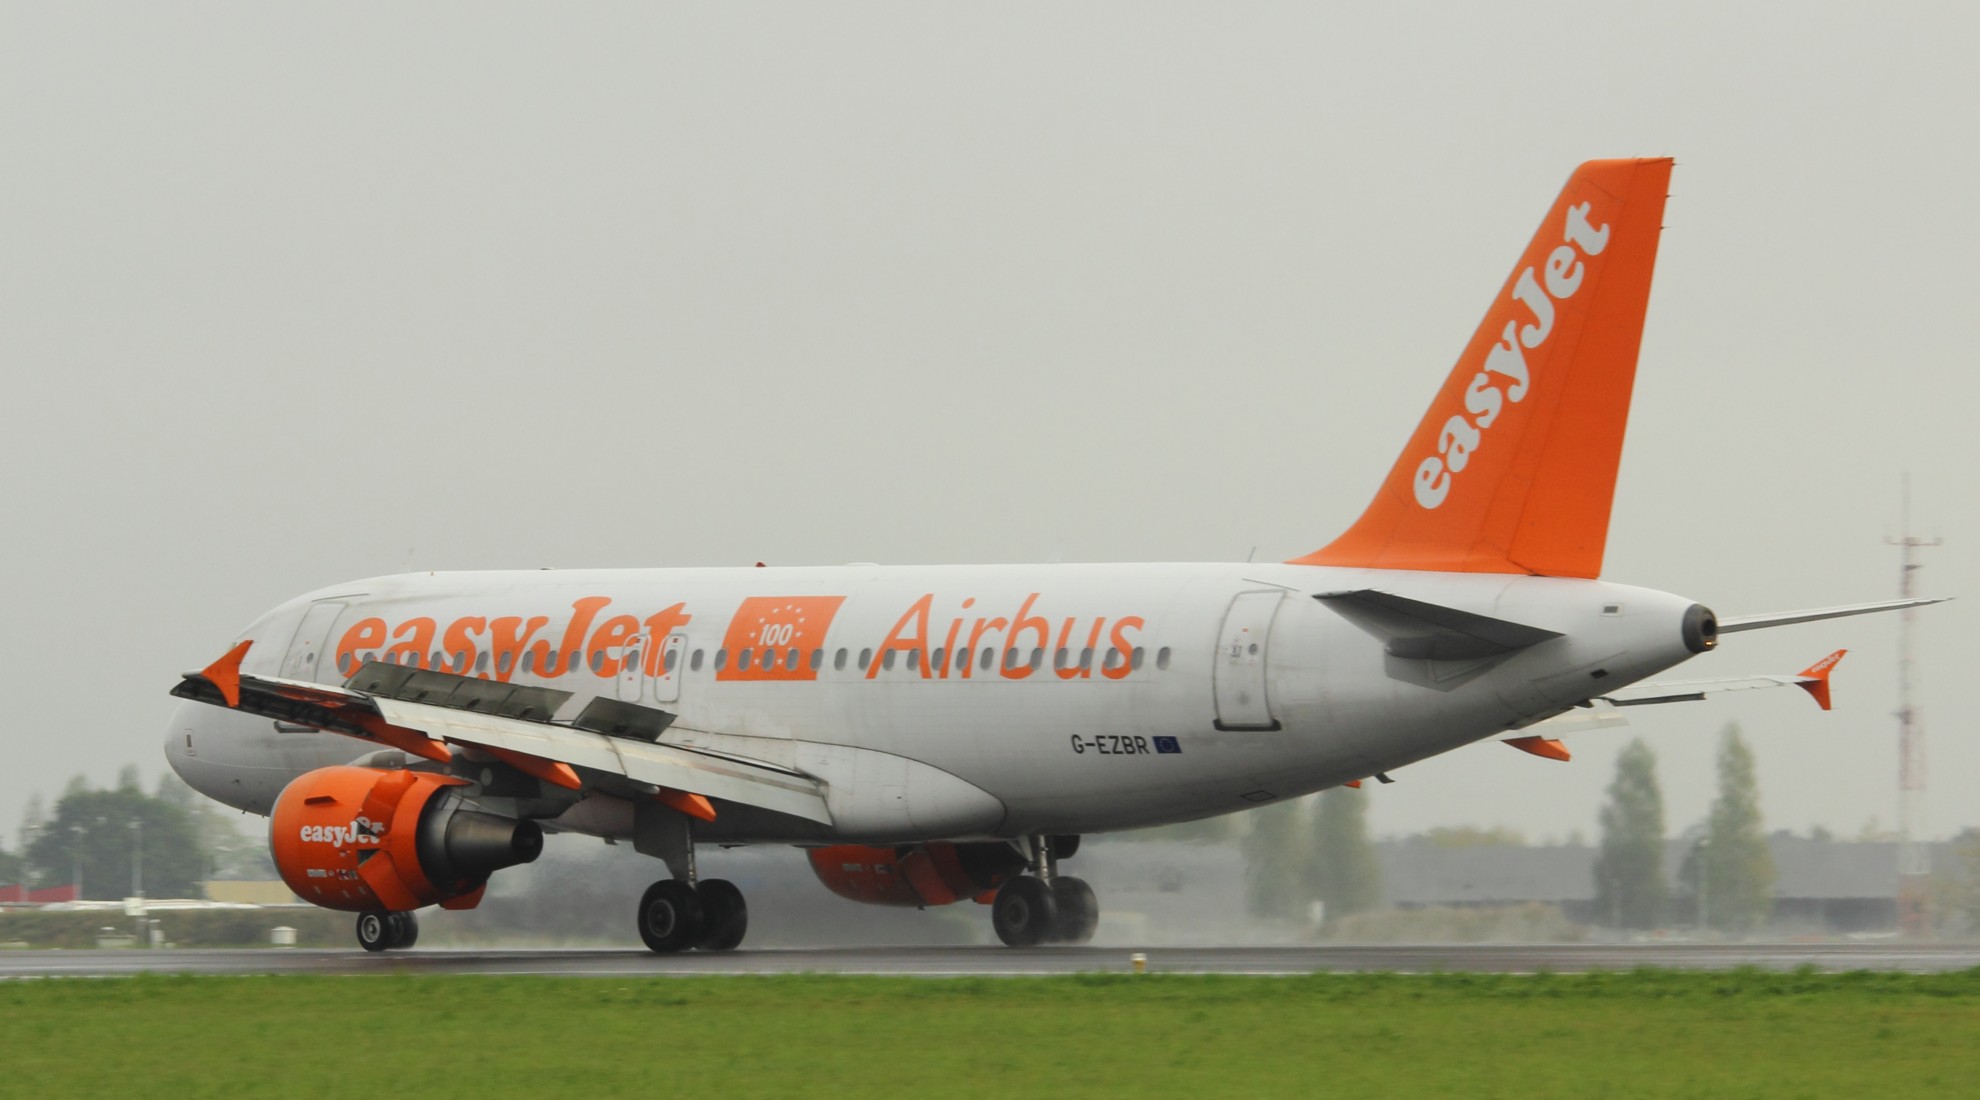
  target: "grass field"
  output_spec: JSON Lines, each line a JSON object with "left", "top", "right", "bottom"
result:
{"left": 3, "top": 969, "right": 1977, "bottom": 1098}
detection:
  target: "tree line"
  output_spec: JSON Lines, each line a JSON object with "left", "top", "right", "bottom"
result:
{"left": 2, "top": 767, "right": 269, "bottom": 900}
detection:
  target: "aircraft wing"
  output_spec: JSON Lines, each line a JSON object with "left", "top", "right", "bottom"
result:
{"left": 171, "top": 641, "right": 833, "bottom": 825}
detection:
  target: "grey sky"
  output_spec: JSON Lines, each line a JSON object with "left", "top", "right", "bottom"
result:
{"left": 3, "top": 3, "right": 1974, "bottom": 850}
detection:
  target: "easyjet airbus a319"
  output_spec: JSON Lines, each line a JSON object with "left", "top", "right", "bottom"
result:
{"left": 166, "top": 159, "right": 1938, "bottom": 952}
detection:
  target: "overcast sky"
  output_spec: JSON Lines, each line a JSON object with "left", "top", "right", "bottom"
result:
{"left": 3, "top": 2, "right": 1975, "bottom": 851}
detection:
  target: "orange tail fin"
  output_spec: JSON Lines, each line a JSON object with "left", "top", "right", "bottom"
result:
{"left": 1293, "top": 158, "right": 1673, "bottom": 578}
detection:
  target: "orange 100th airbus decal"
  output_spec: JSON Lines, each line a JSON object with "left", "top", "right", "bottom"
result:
{"left": 716, "top": 596, "right": 848, "bottom": 681}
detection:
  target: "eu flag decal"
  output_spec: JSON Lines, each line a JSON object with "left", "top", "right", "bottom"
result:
{"left": 1153, "top": 736, "right": 1182, "bottom": 754}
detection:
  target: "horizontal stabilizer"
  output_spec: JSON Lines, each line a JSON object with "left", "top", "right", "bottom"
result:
{"left": 1599, "top": 649, "right": 1847, "bottom": 711}
{"left": 1718, "top": 598, "right": 1948, "bottom": 634}
{"left": 1314, "top": 590, "right": 1562, "bottom": 660}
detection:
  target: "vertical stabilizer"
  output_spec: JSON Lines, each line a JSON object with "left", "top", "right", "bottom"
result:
{"left": 1293, "top": 158, "right": 1673, "bottom": 578}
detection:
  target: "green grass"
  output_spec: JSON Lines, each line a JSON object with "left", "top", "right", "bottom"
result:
{"left": 3, "top": 969, "right": 1977, "bottom": 1098}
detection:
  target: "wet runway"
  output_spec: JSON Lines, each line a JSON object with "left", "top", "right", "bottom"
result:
{"left": 3, "top": 942, "right": 1977, "bottom": 979}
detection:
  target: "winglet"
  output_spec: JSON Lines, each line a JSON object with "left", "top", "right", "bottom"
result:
{"left": 1795, "top": 649, "right": 1847, "bottom": 711}
{"left": 198, "top": 640, "right": 253, "bottom": 708}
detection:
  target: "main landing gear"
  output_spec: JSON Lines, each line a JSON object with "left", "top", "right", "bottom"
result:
{"left": 356, "top": 911, "right": 419, "bottom": 952}
{"left": 636, "top": 878, "right": 750, "bottom": 953}
{"left": 991, "top": 835, "right": 1098, "bottom": 947}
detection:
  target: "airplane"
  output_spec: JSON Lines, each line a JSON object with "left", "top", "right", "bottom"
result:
{"left": 164, "top": 158, "right": 1941, "bottom": 952}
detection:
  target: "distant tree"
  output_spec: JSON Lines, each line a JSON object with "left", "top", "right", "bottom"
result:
{"left": 158, "top": 769, "right": 274, "bottom": 880}
{"left": 1593, "top": 738, "right": 1667, "bottom": 929}
{"left": 23, "top": 778, "right": 204, "bottom": 899}
{"left": 1939, "top": 829, "right": 1980, "bottom": 934}
{"left": 1242, "top": 796, "right": 1312, "bottom": 921}
{"left": 0, "top": 846, "right": 21, "bottom": 889}
{"left": 18, "top": 792, "right": 47, "bottom": 848}
{"left": 1311, "top": 787, "right": 1381, "bottom": 923}
{"left": 1690, "top": 725, "right": 1776, "bottom": 934}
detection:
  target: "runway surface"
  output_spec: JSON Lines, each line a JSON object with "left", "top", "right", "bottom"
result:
{"left": 3, "top": 942, "right": 1977, "bottom": 979}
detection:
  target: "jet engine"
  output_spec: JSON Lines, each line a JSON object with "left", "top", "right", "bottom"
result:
{"left": 269, "top": 765, "right": 542, "bottom": 912}
{"left": 807, "top": 842, "right": 1027, "bottom": 907}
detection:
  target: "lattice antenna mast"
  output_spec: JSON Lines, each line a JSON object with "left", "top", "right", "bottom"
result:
{"left": 1885, "top": 474, "right": 1940, "bottom": 937}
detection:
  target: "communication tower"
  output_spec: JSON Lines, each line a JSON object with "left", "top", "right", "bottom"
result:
{"left": 1886, "top": 475, "right": 1939, "bottom": 937}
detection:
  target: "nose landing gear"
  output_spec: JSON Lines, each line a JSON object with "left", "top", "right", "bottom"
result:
{"left": 355, "top": 911, "right": 419, "bottom": 952}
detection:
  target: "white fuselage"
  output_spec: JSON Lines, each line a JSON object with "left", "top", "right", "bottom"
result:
{"left": 166, "top": 562, "right": 1706, "bottom": 844}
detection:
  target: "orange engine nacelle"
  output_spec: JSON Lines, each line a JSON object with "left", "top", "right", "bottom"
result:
{"left": 807, "top": 842, "right": 1027, "bottom": 908}
{"left": 270, "top": 765, "right": 543, "bottom": 913}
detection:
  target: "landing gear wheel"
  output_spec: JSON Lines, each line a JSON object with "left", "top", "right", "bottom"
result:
{"left": 992, "top": 876, "right": 1059, "bottom": 947}
{"left": 356, "top": 912, "right": 392, "bottom": 952}
{"left": 637, "top": 880, "right": 705, "bottom": 954}
{"left": 1050, "top": 877, "right": 1099, "bottom": 945}
{"left": 695, "top": 879, "right": 749, "bottom": 952}
{"left": 387, "top": 912, "right": 419, "bottom": 950}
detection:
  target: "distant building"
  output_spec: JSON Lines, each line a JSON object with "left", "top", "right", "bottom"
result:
{"left": 1376, "top": 836, "right": 1953, "bottom": 932}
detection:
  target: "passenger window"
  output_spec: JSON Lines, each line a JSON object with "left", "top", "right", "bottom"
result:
{"left": 1004, "top": 648, "right": 1019, "bottom": 670}
{"left": 1131, "top": 646, "right": 1145, "bottom": 670}
{"left": 762, "top": 649, "right": 779, "bottom": 671}
{"left": 691, "top": 649, "right": 705, "bottom": 672}
{"left": 788, "top": 647, "right": 801, "bottom": 670}
{"left": 715, "top": 648, "right": 729, "bottom": 670}
{"left": 859, "top": 648, "right": 873, "bottom": 670}
{"left": 834, "top": 648, "right": 847, "bottom": 671}
{"left": 1103, "top": 648, "right": 1121, "bottom": 670}
{"left": 1079, "top": 647, "right": 1093, "bottom": 670}
{"left": 883, "top": 650, "right": 897, "bottom": 671}
{"left": 809, "top": 648, "right": 823, "bottom": 671}
{"left": 980, "top": 648, "right": 995, "bottom": 671}
{"left": 337, "top": 653, "right": 353, "bottom": 675}
{"left": 1029, "top": 648, "right": 1043, "bottom": 670}
{"left": 664, "top": 648, "right": 678, "bottom": 673}
{"left": 476, "top": 652, "right": 490, "bottom": 673}
{"left": 498, "top": 652, "right": 514, "bottom": 674}
{"left": 590, "top": 651, "right": 606, "bottom": 673}
{"left": 956, "top": 648, "right": 970, "bottom": 672}
{"left": 1157, "top": 646, "right": 1172, "bottom": 670}
{"left": 1053, "top": 648, "right": 1068, "bottom": 670}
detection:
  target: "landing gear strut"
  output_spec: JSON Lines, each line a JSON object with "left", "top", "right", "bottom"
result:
{"left": 356, "top": 911, "right": 419, "bottom": 952}
{"left": 632, "top": 799, "right": 751, "bottom": 954}
{"left": 991, "top": 835, "right": 1098, "bottom": 947}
